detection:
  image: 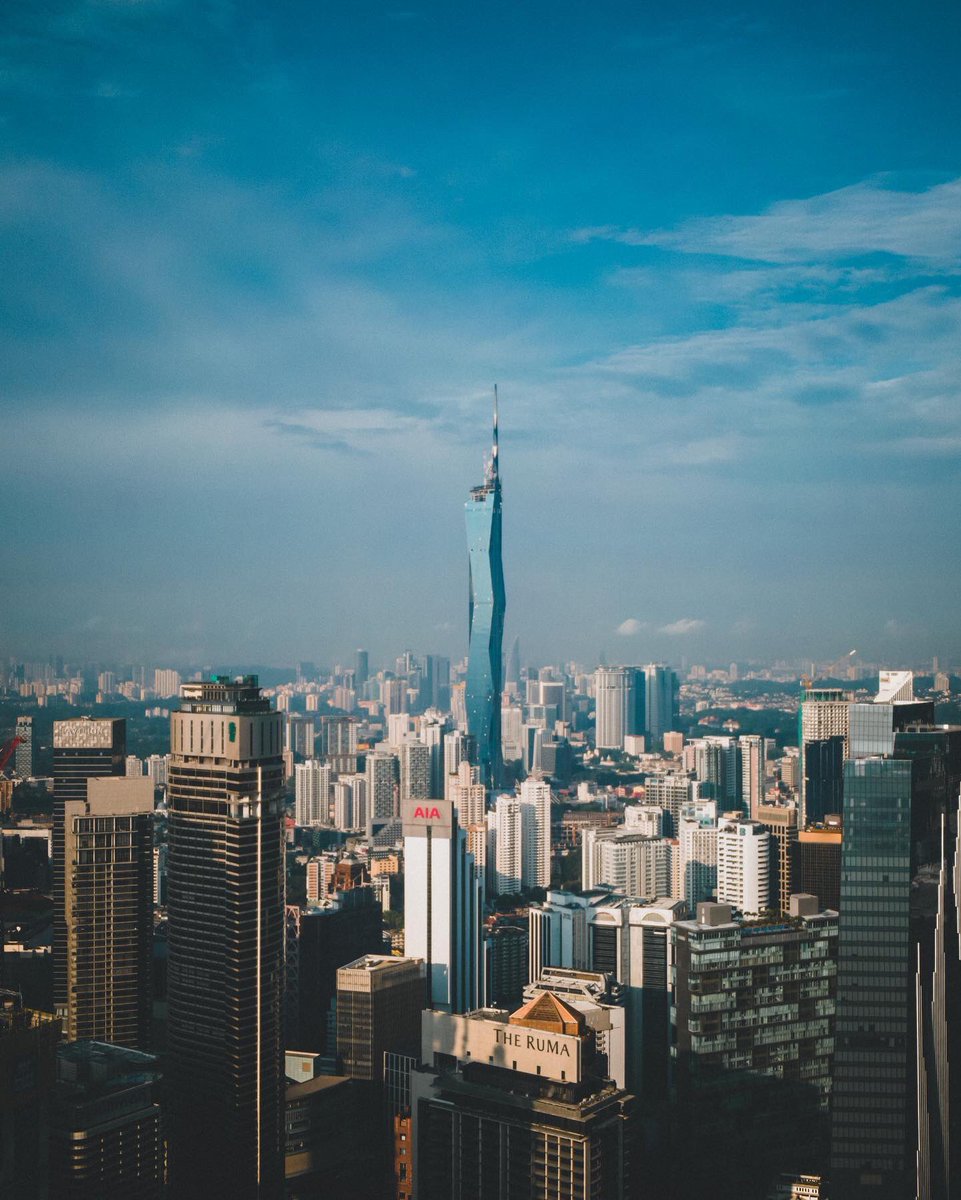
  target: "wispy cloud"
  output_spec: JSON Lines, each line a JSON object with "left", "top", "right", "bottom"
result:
{"left": 659, "top": 618, "right": 706, "bottom": 636}
{"left": 616, "top": 618, "right": 646, "bottom": 636}
{"left": 572, "top": 177, "right": 961, "bottom": 266}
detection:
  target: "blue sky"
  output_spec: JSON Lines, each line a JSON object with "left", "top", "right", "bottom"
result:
{"left": 2, "top": 0, "right": 960, "bottom": 668}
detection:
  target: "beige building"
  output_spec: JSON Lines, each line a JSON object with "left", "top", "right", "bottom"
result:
{"left": 62, "top": 777, "right": 153, "bottom": 1048}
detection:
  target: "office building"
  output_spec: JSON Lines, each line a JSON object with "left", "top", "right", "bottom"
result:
{"left": 799, "top": 686, "right": 850, "bottom": 824}
{"left": 528, "top": 889, "right": 599, "bottom": 979}
{"left": 643, "top": 664, "right": 678, "bottom": 750}
{"left": 484, "top": 916, "right": 529, "bottom": 1009}
{"left": 756, "top": 800, "right": 799, "bottom": 915}
{"left": 740, "top": 734, "right": 770, "bottom": 818}
{"left": 336, "top": 955, "right": 425, "bottom": 1083}
{"left": 413, "top": 999, "right": 636, "bottom": 1199}
{"left": 0, "top": 989, "right": 60, "bottom": 1200}
{"left": 285, "top": 889, "right": 384, "bottom": 1054}
{"left": 586, "top": 896, "right": 687, "bottom": 1103}
{"left": 165, "top": 676, "right": 285, "bottom": 1200}
{"left": 791, "top": 817, "right": 842, "bottom": 912}
{"left": 716, "top": 815, "right": 771, "bottom": 916}
{"left": 49, "top": 1040, "right": 163, "bottom": 1200}
{"left": 403, "top": 799, "right": 483, "bottom": 1013}
{"left": 355, "top": 648, "right": 369, "bottom": 689}
{"left": 53, "top": 718, "right": 126, "bottom": 1021}
{"left": 14, "top": 714, "right": 33, "bottom": 780}
{"left": 294, "top": 760, "right": 331, "bottom": 826}
{"left": 464, "top": 390, "right": 506, "bottom": 788}
{"left": 285, "top": 1074, "right": 369, "bottom": 1200}
{"left": 830, "top": 743, "right": 950, "bottom": 1198}
{"left": 62, "top": 777, "right": 153, "bottom": 1048}
{"left": 673, "top": 898, "right": 838, "bottom": 1198}
{"left": 594, "top": 667, "right": 644, "bottom": 751}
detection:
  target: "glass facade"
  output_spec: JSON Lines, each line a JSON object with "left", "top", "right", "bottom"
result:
{"left": 831, "top": 756, "right": 914, "bottom": 1197}
{"left": 464, "top": 409, "right": 505, "bottom": 789}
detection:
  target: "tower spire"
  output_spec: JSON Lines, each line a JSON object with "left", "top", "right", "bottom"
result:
{"left": 491, "top": 384, "right": 499, "bottom": 481}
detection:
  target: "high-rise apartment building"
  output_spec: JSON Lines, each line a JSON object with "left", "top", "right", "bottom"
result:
{"left": 53, "top": 717, "right": 126, "bottom": 1020}
{"left": 594, "top": 667, "right": 644, "bottom": 751}
{"left": 673, "top": 898, "right": 838, "bottom": 1198}
{"left": 367, "top": 749, "right": 399, "bottom": 822}
{"left": 465, "top": 390, "right": 506, "bottom": 788}
{"left": 582, "top": 827, "right": 672, "bottom": 897}
{"left": 518, "top": 777, "right": 551, "bottom": 888}
{"left": 152, "top": 668, "right": 182, "bottom": 697}
{"left": 62, "top": 777, "right": 153, "bottom": 1048}
{"left": 716, "top": 815, "right": 771, "bottom": 916}
{"left": 677, "top": 798, "right": 718, "bottom": 908}
{"left": 399, "top": 739, "right": 431, "bottom": 804}
{"left": 403, "top": 799, "right": 483, "bottom": 1013}
{"left": 165, "top": 676, "right": 285, "bottom": 1200}
{"left": 294, "top": 759, "right": 331, "bottom": 826}
{"left": 448, "top": 759, "right": 486, "bottom": 828}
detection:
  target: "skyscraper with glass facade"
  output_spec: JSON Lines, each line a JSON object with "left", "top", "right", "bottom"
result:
{"left": 464, "top": 389, "right": 505, "bottom": 788}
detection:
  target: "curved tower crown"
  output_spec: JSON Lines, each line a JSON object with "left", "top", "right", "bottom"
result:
{"left": 465, "top": 388, "right": 506, "bottom": 789}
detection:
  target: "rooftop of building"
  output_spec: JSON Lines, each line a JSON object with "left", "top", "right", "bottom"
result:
{"left": 178, "top": 674, "right": 271, "bottom": 713}
{"left": 286, "top": 1073, "right": 354, "bottom": 1102}
{"left": 0, "top": 988, "right": 59, "bottom": 1036}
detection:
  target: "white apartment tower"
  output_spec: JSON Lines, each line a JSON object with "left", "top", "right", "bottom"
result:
{"left": 294, "top": 759, "right": 331, "bottom": 826}
{"left": 716, "top": 816, "right": 771, "bottom": 916}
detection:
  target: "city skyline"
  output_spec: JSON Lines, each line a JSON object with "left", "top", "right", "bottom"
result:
{"left": 3, "top": 2, "right": 960, "bottom": 665}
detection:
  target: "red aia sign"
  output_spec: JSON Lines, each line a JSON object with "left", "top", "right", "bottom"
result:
{"left": 413, "top": 806, "right": 442, "bottom": 820}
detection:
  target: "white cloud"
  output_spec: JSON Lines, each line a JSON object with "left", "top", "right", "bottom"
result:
{"left": 572, "top": 177, "right": 961, "bottom": 266}
{"left": 616, "top": 618, "right": 646, "bottom": 636}
{"left": 659, "top": 618, "right": 705, "bottom": 636}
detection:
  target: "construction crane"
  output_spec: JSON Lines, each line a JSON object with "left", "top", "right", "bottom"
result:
{"left": 0, "top": 736, "right": 23, "bottom": 777}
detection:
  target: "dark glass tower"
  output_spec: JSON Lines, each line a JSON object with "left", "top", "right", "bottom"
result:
{"left": 465, "top": 388, "right": 505, "bottom": 789}
{"left": 166, "top": 677, "right": 285, "bottom": 1200}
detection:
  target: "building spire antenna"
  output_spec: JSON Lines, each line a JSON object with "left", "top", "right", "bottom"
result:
{"left": 492, "top": 384, "right": 499, "bottom": 479}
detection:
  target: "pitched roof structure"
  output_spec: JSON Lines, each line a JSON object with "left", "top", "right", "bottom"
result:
{"left": 509, "top": 990, "right": 584, "bottom": 1037}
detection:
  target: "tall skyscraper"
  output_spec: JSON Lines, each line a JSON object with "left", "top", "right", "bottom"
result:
{"left": 716, "top": 815, "right": 771, "bottom": 916}
{"left": 355, "top": 648, "right": 369, "bottom": 689}
{"left": 465, "top": 389, "right": 506, "bottom": 788}
{"left": 594, "top": 666, "right": 644, "bottom": 751}
{"left": 53, "top": 717, "right": 126, "bottom": 1020}
{"left": 798, "top": 685, "right": 851, "bottom": 825}
{"left": 166, "top": 677, "right": 285, "bottom": 1200}
{"left": 643, "top": 664, "right": 678, "bottom": 750}
{"left": 403, "top": 798, "right": 483, "bottom": 1013}
{"left": 62, "top": 777, "right": 153, "bottom": 1048}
